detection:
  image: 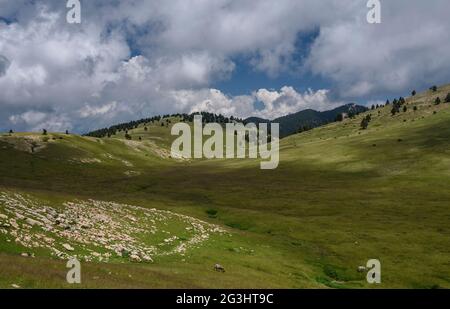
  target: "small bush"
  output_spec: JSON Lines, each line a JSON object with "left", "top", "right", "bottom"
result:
{"left": 360, "top": 114, "right": 371, "bottom": 130}
{"left": 206, "top": 209, "right": 218, "bottom": 218}
{"left": 445, "top": 93, "right": 450, "bottom": 103}
{"left": 225, "top": 222, "right": 249, "bottom": 230}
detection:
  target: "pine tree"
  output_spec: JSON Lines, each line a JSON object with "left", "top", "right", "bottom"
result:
{"left": 360, "top": 117, "right": 369, "bottom": 130}
{"left": 445, "top": 93, "right": 450, "bottom": 103}
{"left": 391, "top": 107, "right": 398, "bottom": 116}
{"left": 335, "top": 114, "right": 344, "bottom": 122}
{"left": 412, "top": 90, "right": 416, "bottom": 96}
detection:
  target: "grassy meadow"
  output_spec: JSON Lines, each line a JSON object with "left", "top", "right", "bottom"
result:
{"left": 0, "top": 85, "right": 449, "bottom": 288}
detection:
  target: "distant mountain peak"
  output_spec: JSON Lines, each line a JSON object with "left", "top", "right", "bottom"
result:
{"left": 244, "top": 103, "right": 367, "bottom": 138}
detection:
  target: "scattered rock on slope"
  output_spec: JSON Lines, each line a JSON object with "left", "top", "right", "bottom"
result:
{"left": 0, "top": 192, "right": 228, "bottom": 263}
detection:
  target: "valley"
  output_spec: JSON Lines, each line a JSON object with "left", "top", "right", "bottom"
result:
{"left": 1, "top": 85, "right": 449, "bottom": 288}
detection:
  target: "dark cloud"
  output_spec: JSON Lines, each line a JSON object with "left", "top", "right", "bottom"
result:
{"left": 0, "top": 55, "right": 10, "bottom": 76}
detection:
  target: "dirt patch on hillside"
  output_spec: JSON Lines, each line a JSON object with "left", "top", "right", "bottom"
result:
{"left": 0, "top": 135, "right": 54, "bottom": 153}
{"left": 119, "top": 139, "right": 188, "bottom": 161}
{"left": 69, "top": 158, "right": 102, "bottom": 164}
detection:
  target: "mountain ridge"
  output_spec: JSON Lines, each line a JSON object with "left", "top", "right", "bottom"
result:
{"left": 244, "top": 103, "right": 368, "bottom": 138}
{"left": 85, "top": 103, "right": 368, "bottom": 139}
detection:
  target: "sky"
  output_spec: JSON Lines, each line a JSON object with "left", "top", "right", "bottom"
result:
{"left": 1, "top": 0, "right": 450, "bottom": 133}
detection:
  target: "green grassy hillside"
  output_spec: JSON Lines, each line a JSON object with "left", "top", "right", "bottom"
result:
{"left": 0, "top": 84, "right": 449, "bottom": 288}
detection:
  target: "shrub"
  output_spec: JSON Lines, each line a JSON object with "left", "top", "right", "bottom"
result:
{"left": 206, "top": 209, "right": 218, "bottom": 218}
{"left": 435, "top": 97, "right": 441, "bottom": 105}
{"left": 360, "top": 115, "right": 371, "bottom": 130}
{"left": 391, "top": 105, "right": 400, "bottom": 115}
{"left": 445, "top": 93, "right": 450, "bottom": 103}
{"left": 335, "top": 114, "right": 344, "bottom": 122}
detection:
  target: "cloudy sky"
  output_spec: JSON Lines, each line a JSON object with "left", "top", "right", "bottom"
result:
{"left": 1, "top": 0, "right": 450, "bottom": 133}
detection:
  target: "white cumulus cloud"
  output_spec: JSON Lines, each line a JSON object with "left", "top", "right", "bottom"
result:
{"left": 0, "top": 1, "right": 450, "bottom": 133}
